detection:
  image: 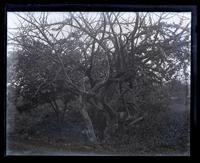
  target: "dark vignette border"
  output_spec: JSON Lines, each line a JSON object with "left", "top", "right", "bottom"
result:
{"left": 1, "top": 2, "right": 198, "bottom": 161}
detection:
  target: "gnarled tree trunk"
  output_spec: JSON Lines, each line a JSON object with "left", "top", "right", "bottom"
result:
{"left": 79, "top": 94, "right": 97, "bottom": 144}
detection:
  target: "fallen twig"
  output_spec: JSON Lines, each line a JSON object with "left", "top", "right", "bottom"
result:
{"left": 127, "top": 116, "right": 144, "bottom": 128}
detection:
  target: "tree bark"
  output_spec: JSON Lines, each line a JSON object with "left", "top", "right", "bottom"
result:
{"left": 79, "top": 94, "right": 97, "bottom": 144}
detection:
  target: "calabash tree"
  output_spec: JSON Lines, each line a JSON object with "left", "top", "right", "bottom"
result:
{"left": 8, "top": 12, "right": 190, "bottom": 143}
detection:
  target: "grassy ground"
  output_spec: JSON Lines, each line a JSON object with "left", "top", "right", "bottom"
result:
{"left": 6, "top": 99, "right": 190, "bottom": 156}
